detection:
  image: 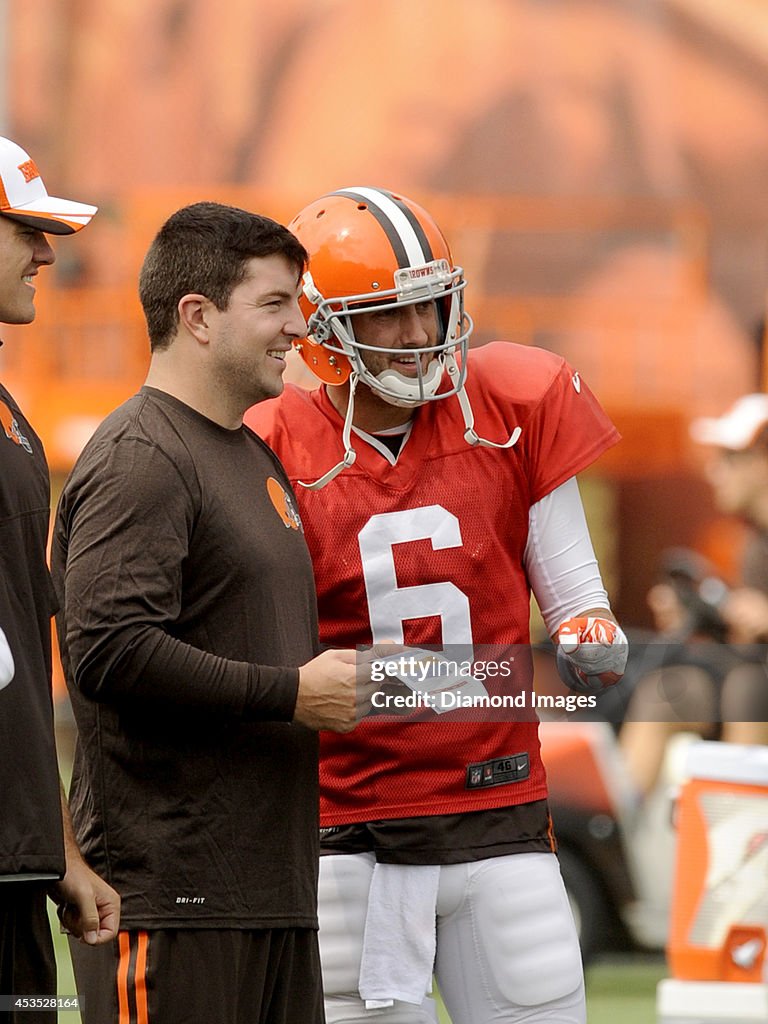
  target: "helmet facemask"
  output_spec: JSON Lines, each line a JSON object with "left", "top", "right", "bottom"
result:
{"left": 304, "top": 257, "right": 471, "bottom": 408}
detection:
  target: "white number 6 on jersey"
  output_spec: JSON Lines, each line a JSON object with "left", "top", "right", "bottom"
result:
{"left": 358, "top": 505, "right": 474, "bottom": 661}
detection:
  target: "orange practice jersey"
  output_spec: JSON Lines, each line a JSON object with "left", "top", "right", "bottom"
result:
{"left": 247, "top": 343, "right": 620, "bottom": 824}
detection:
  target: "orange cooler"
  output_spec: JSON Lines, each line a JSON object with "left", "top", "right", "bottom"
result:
{"left": 667, "top": 742, "right": 768, "bottom": 984}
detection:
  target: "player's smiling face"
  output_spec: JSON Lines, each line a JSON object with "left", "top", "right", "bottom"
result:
{"left": 206, "top": 253, "right": 306, "bottom": 406}
{"left": 352, "top": 300, "right": 439, "bottom": 381}
{"left": 0, "top": 215, "right": 55, "bottom": 325}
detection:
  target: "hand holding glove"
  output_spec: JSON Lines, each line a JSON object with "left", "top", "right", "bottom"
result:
{"left": 555, "top": 615, "right": 628, "bottom": 695}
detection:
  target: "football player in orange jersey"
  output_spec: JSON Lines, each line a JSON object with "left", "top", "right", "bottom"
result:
{"left": 247, "top": 187, "right": 628, "bottom": 1024}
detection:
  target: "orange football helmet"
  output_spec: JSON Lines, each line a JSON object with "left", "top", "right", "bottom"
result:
{"left": 288, "top": 186, "right": 471, "bottom": 406}
{"left": 288, "top": 187, "right": 520, "bottom": 488}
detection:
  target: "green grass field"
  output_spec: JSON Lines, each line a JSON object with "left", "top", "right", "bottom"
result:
{"left": 583, "top": 955, "right": 667, "bottom": 1024}
{"left": 50, "top": 907, "right": 81, "bottom": 1023}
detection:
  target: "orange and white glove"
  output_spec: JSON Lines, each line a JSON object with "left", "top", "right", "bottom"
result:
{"left": 555, "top": 616, "right": 628, "bottom": 695}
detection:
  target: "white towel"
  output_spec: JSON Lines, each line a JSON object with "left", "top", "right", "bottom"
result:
{"left": 358, "top": 862, "right": 440, "bottom": 1009}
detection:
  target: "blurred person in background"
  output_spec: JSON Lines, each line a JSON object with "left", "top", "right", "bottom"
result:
{"left": 621, "top": 394, "right": 768, "bottom": 797}
{"left": 0, "top": 136, "right": 119, "bottom": 1024}
{"left": 247, "top": 186, "right": 629, "bottom": 1024}
{"left": 52, "top": 202, "right": 376, "bottom": 1024}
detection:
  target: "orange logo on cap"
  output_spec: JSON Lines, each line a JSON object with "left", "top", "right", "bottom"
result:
{"left": 266, "top": 476, "right": 302, "bottom": 531}
{"left": 0, "top": 401, "right": 33, "bottom": 454}
{"left": 17, "top": 159, "right": 40, "bottom": 184}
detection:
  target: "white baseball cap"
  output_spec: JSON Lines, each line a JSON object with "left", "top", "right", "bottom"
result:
{"left": 690, "top": 393, "right": 768, "bottom": 450}
{"left": 0, "top": 136, "right": 96, "bottom": 235}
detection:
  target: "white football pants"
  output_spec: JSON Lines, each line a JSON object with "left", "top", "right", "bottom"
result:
{"left": 319, "top": 850, "right": 586, "bottom": 1024}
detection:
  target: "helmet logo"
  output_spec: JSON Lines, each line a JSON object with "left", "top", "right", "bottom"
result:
{"left": 572, "top": 372, "right": 581, "bottom": 394}
{"left": 266, "top": 476, "right": 303, "bottom": 531}
{"left": 0, "top": 401, "right": 33, "bottom": 454}
{"left": 394, "top": 258, "right": 451, "bottom": 299}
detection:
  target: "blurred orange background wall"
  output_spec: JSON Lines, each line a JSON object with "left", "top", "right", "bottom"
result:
{"left": 5, "top": 0, "right": 768, "bottom": 634}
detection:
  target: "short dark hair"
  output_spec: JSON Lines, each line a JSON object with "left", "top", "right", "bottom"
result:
{"left": 139, "top": 201, "right": 307, "bottom": 351}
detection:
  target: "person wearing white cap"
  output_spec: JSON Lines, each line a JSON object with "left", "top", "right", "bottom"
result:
{"left": 0, "top": 136, "right": 119, "bottom": 1023}
{"left": 0, "top": 136, "right": 97, "bottom": 236}
{"left": 692, "top": 393, "right": 768, "bottom": 652}
{"left": 690, "top": 393, "right": 768, "bottom": 453}
{"left": 692, "top": 394, "right": 768, "bottom": 532}
{"left": 621, "top": 394, "right": 768, "bottom": 797}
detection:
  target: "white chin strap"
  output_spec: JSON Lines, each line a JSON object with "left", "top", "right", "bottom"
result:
{"left": 298, "top": 373, "right": 360, "bottom": 490}
{"left": 368, "top": 358, "right": 444, "bottom": 407}
{"left": 298, "top": 355, "right": 521, "bottom": 490}
{"left": 445, "top": 354, "right": 522, "bottom": 450}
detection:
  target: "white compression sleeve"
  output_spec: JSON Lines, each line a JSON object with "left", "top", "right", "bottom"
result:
{"left": 524, "top": 477, "right": 610, "bottom": 636}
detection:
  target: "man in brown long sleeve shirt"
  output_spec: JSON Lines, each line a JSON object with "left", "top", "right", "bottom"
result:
{"left": 52, "top": 202, "right": 372, "bottom": 1024}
